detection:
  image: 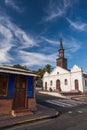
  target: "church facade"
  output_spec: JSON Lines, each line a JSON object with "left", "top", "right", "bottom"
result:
{"left": 43, "top": 39, "right": 87, "bottom": 92}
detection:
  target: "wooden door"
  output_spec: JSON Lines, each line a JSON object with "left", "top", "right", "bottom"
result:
{"left": 13, "top": 76, "right": 27, "bottom": 109}
{"left": 56, "top": 79, "right": 61, "bottom": 92}
{"left": 45, "top": 82, "right": 47, "bottom": 90}
{"left": 75, "top": 79, "right": 79, "bottom": 90}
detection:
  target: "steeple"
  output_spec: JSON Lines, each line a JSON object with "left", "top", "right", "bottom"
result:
{"left": 58, "top": 38, "right": 64, "bottom": 58}
{"left": 56, "top": 38, "right": 67, "bottom": 69}
{"left": 59, "top": 38, "right": 63, "bottom": 50}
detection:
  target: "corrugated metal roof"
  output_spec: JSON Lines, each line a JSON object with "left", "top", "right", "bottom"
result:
{"left": 0, "top": 66, "right": 37, "bottom": 76}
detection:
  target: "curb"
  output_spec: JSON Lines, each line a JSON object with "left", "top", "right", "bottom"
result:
{"left": 0, "top": 111, "right": 59, "bottom": 130}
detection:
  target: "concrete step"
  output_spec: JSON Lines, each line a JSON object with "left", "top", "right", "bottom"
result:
{"left": 11, "top": 109, "right": 33, "bottom": 117}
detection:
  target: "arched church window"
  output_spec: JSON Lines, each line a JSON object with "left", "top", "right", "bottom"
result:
{"left": 50, "top": 80, "right": 53, "bottom": 86}
{"left": 65, "top": 79, "right": 68, "bottom": 85}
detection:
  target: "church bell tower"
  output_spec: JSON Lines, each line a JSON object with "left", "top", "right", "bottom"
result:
{"left": 56, "top": 38, "right": 67, "bottom": 69}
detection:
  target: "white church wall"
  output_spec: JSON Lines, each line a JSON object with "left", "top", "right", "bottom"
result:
{"left": 61, "top": 73, "right": 71, "bottom": 91}
{"left": 51, "top": 66, "right": 69, "bottom": 75}
{"left": 43, "top": 68, "right": 85, "bottom": 92}
{"left": 70, "top": 65, "right": 83, "bottom": 92}
{"left": 43, "top": 72, "right": 72, "bottom": 92}
{"left": 71, "top": 71, "right": 83, "bottom": 92}
{"left": 42, "top": 45, "right": 87, "bottom": 93}
{"left": 82, "top": 77, "right": 87, "bottom": 92}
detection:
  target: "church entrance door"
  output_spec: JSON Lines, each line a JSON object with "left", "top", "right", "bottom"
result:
{"left": 75, "top": 79, "right": 79, "bottom": 91}
{"left": 13, "top": 75, "right": 27, "bottom": 109}
{"left": 45, "top": 82, "right": 47, "bottom": 90}
{"left": 56, "top": 79, "right": 61, "bottom": 92}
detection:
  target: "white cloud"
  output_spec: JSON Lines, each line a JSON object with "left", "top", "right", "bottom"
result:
{"left": 44, "top": 0, "right": 71, "bottom": 21}
{"left": 14, "top": 29, "right": 36, "bottom": 49}
{"left": 40, "top": 36, "right": 80, "bottom": 53}
{"left": 17, "top": 36, "right": 81, "bottom": 68}
{"left": 40, "top": 36, "right": 58, "bottom": 44}
{"left": 5, "top": 0, "right": 23, "bottom": 13}
{"left": 0, "top": 21, "right": 14, "bottom": 63}
{"left": 0, "top": 14, "right": 37, "bottom": 64}
{"left": 62, "top": 37, "right": 81, "bottom": 59}
{"left": 0, "top": 14, "right": 81, "bottom": 68}
{"left": 18, "top": 50, "right": 56, "bottom": 67}
{"left": 67, "top": 18, "right": 87, "bottom": 31}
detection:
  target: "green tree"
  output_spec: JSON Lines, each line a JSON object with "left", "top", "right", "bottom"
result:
{"left": 36, "top": 64, "right": 52, "bottom": 78}
{"left": 45, "top": 64, "right": 51, "bottom": 73}
{"left": 13, "top": 64, "right": 29, "bottom": 70}
{"left": 36, "top": 68, "right": 45, "bottom": 78}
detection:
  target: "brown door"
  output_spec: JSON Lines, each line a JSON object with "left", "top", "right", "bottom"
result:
{"left": 13, "top": 75, "right": 27, "bottom": 109}
{"left": 56, "top": 79, "right": 61, "bottom": 92}
{"left": 75, "top": 79, "right": 79, "bottom": 90}
{"left": 45, "top": 82, "right": 47, "bottom": 90}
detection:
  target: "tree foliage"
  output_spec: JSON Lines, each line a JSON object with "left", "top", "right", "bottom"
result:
{"left": 36, "top": 68, "right": 45, "bottom": 78}
{"left": 13, "top": 64, "right": 29, "bottom": 70}
{"left": 44, "top": 64, "right": 51, "bottom": 73}
{"left": 36, "top": 64, "right": 52, "bottom": 78}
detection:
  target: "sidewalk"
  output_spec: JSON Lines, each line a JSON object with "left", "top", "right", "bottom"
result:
{"left": 39, "top": 90, "right": 86, "bottom": 100}
{"left": 0, "top": 104, "right": 59, "bottom": 129}
{"left": 39, "top": 90, "right": 87, "bottom": 102}
{"left": 39, "top": 91, "right": 69, "bottom": 99}
{"left": 71, "top": 95, "right": 87, "bottom": 102}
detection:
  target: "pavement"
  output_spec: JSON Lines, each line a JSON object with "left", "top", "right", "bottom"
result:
{"left": 0, "top": 104, "right": 59, "bottom": 130}
{"left": 71, "top": 95, "right": 87, "bottom": 102}
{"left": 1, "top": 90, "right": 87, "bottom": 130}
{"left": 39, "top": 91, "right": 67, "bottom": 98}
{"left": 39, "top": 90, "right": 87, "bottom": 101}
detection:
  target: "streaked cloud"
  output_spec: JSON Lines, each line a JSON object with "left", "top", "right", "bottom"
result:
{"left": 0, "top": 18, "right": 14, "bottom": 63}
{"left": 17, "top": 36, "right": 81, "bottom": 68}
{"left": 44, "top": 0, "right": 71, "bottom": 21}
{"left": 40, "top": 36, "right": 80, "bottom": 53}
{"left": 67, "top": 18, "right": 87, "bottom": 31}
{"left": 18, "top": 50, "right": 56, "bottom": 67}
{"left": 0, "top": 14, "right": 37, "bottom": 64}
{"left": 0, "top": 14, "right": 81, "bottom": 68}
{"left": 5, "top": 0, "right": 23, "bottom": 13}
{"left": 62, "top": 37, "right": 81, "bottom": 59}
{"left": 0, "top": 0, "right": 83, "bottom": 70}
{"left": 40, "top": 36, "right": 58, "bottom": 44}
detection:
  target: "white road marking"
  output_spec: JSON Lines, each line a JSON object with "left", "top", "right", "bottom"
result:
{"left": 46, "top": 99, "right": 86, "bottom": 108}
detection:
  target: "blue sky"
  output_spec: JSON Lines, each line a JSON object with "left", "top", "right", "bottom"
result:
{"left": 0, "top": 0, "right": 87, "bottom": 72}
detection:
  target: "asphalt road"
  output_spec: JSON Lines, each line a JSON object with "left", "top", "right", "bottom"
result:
{"left": 36, "top": 90, "right": 87, "bottom": 114}
{"left": 7, "top": 91, "right": 87, "bottom": 130}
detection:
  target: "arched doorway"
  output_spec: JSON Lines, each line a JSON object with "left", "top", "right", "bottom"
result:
{"left": 45, "top": 82, "right": 47, "bottom": 90}
{"left": 74, "top": 79, "right": 79, "bottom": 91}
{"left": 56, "top": 79, "right": 61, "bottom": 92}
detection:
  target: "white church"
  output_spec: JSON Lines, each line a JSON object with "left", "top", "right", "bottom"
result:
{"left": 43, "top": 39, "right": 87, "bottom": 93}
